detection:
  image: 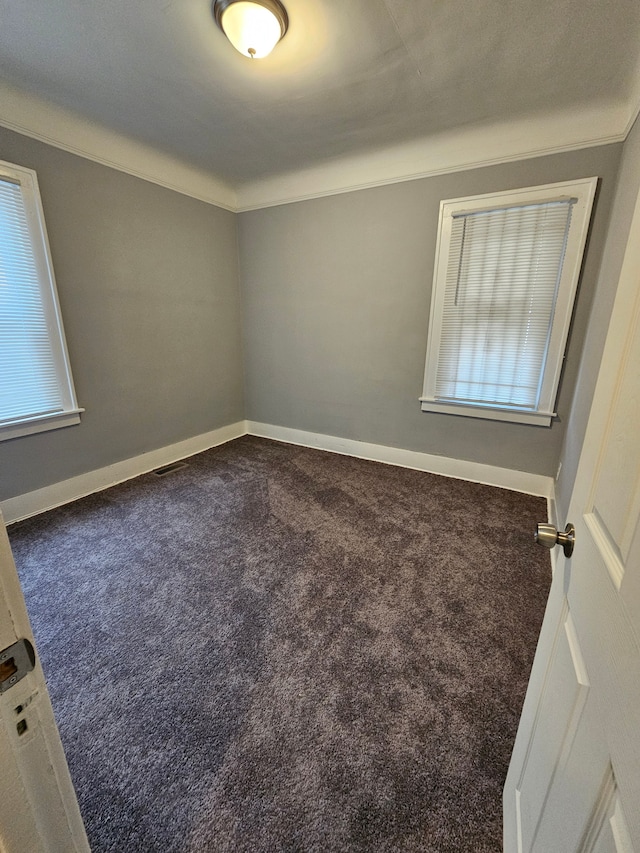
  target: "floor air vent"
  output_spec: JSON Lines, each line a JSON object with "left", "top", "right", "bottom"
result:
{"left": 152, "top": 461, "right": 188, "bottom": 477}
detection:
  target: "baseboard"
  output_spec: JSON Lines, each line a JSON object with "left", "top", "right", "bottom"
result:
{"left": 247, "top": 422, "right": 554, "bottom": 498}
{"left": 1, "top": 420, "right": 247, "bottom": 524}
{"left": 1, "top": 418, "right": 555, "bottom": 525}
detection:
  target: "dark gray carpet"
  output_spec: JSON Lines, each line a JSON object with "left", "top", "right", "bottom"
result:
{"left": 9, "top": 436, "right": 550, "bottom": 852}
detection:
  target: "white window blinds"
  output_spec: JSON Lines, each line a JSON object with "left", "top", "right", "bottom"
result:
{"left": 0, "top": 177, "right": 64, "bottom": 422}
{"left": 435, "top": 200, "right": 574, "bottom": 410}
{"left": 421, "top": 178, "right": 597, "bottom": 426}
{"left": 0, "top": 161, "right": 81, "bottom": 441}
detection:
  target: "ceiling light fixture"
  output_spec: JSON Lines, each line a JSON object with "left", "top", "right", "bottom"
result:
{"left": 212, "top": 0, "right": 289, "bottom": 59}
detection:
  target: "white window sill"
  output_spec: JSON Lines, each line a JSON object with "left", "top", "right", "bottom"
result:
{"left": 419, "top": 398, "right": 554, "bottom": 426}
{"left": 0, "top": 409, "right": 84, "bottom": 442}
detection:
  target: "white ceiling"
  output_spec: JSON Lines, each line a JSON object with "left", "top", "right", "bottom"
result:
{"left": 1, "top": 0, "right": 639, "bottom": 208}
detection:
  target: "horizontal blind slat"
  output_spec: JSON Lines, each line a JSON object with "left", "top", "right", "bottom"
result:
{"left": 435, "top": 200, "right": 573, "bottom": 409}
{"left": 0, "top": 177, "right": 64, "bottom": 421}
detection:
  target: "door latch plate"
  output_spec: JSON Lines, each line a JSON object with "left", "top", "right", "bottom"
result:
{"left": 0, "top": 639, "right": 36, "bottom": 694}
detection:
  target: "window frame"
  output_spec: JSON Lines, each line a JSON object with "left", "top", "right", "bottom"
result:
{"left": 420, "top": 177, "right": 598, "bottom": 426}
{"left": 0, "top": 160, "right": 83, "bottom": 442}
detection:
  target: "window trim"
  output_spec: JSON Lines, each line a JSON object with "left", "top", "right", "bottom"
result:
{"left": 0, "top": 160, "right": 83, "bottom": 442}
{"left": 420, "top": 177, "right": 598, "bottom": 426}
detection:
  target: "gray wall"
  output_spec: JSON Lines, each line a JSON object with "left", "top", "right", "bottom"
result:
{"left": 556, "top": 116, "right": 640, "bottom": 518}
{"left": 0, "top": 128, "right": 244, "bottom": 500}
{"left": 0, "top": 126, "right": 630, "bottom": 502}
{"left": 239, "top": 145, "right": 621, "bottom": 477}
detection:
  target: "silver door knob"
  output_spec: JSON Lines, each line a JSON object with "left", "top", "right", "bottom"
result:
{"left": 535, "top": 522, "right": 575, "bottom": 558}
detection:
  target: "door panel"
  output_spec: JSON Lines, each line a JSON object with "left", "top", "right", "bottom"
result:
{"left": 515, "top": 604, "right": 589, "bottom": 852}
{"left": 584, "top": 285, "right": 640, "bottom": 586}
{"left": 581, "top": 769, "right": 633, "bottom": 853}
{"left": 504, "top": 178, "right": 640, "bottom": 850}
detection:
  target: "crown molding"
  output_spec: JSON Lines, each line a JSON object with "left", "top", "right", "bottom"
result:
{"left": 0, "top": 81, "right": 237, "bottom": 211}
{"left": 623, "top": 62, "right": 640, "bottom": 137}
{"left": 0, "top": 79, "right": 637, "bottom": 214}
{"left": 235, "top": 101, "right": 631, "bottom": 211}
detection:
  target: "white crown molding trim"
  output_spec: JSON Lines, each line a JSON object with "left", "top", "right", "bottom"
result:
{"left": 623, "top": 63, "right": 640, "bottom": 137}
{"left": 236, "top": 101, "right": 630, "bottom": 211}
{"left": 0, "top": 81, "right": 635, "bottom": 213}
{"left": 0, "top": 420, "right": 247, "bottom": 524}
{"left": 247, "top": 421, "right": 554, "bottom": 498}
{"left": 0, "top": 81, "right": 237, "bottom": 211}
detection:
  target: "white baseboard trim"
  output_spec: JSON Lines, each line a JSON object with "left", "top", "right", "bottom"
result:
{"left": 247, "top": 422, "right": 554, "bottom": 498}
{"left": 1, "top": 420, "right": 247, "bottom": 524}
{"left": 1, "top": 418, "right": 555, "bottom": 525}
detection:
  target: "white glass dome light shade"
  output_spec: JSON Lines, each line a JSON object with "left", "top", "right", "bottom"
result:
{"left": 216, "top": 1, "right": 288, "bottom": 59}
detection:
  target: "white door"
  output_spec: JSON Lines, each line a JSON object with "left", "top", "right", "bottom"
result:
{"left": 0, "top": 509, "right": 89, "bottom": 853}
{"left": 503, "top": 187, "right": 640, "bottom": 850}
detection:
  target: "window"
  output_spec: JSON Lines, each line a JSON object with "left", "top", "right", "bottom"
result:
{"left": 0, "top": 160, "right": 82, "bottom": 441}
{"left": 420, "top": 177, "right": 597, "bottom": 426}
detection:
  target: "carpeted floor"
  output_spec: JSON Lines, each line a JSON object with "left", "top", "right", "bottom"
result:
{"left": 9, "top": 436, "right": 551, "bottom": 852}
